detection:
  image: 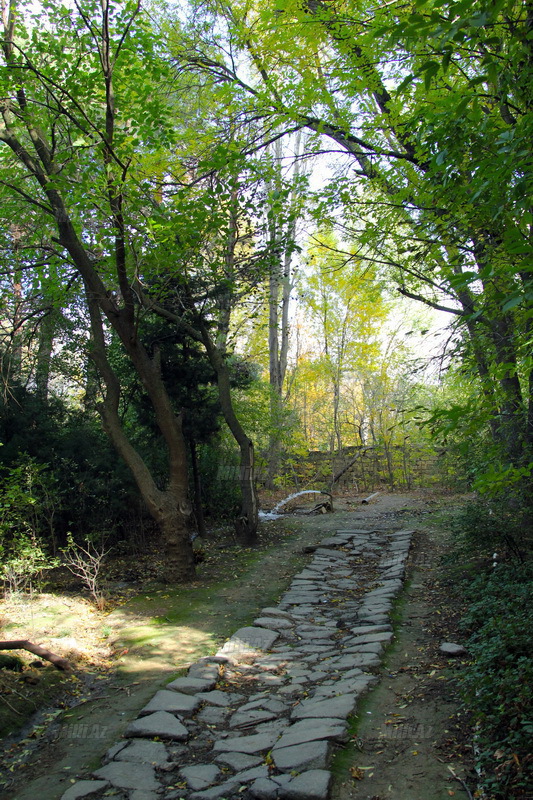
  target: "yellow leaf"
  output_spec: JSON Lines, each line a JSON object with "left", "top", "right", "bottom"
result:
{"left": 350, "top": 767, "right": 365, "bottom": 780}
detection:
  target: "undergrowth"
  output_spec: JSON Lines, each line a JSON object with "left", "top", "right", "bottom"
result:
{"left": 453, "top": 497, "right": 533, "bottom": 799}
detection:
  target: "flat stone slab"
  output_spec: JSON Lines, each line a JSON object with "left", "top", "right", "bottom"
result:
{"left": 196, "top": 706, "right": 230, "bottom": 725}
{"left": 140, "top": 689, "right": 200, "bottom": 716}
{"left": 281, "top": 595, "right": 322, "bottom": 606}
{"left": 319, "top": 537, "right": 349, "bottom": 547}
{"left": 273, "top": 718, "right": 347, "bottom": 749}
{"left": 190, "top": 777, "right": 240, "bottom": 799}
{"left": 296, "top": 628, "right": 333, "bottom": 639}
{"left": 196, "top": 689, "right": 245, "bottom": 707}
{"left": 180, "top": 764, "right": 221, "bottom": 791}
{"left": 212, "top": 729, "right": 280, "bottom": 754}
{"left": 291, "top": 694, "right": 356, "bottom": 720}
{"left": 113, "top": 739, "right": 169, "bottom": 765}
{"left": 130, "top": 792, "right": 159, "bottom": 800}
{"left": 343, "top": 641, "right": 384, "bottom": 655}
{"left": 167, "top": 676, "right": 216, "bottom": 694}
{"left": 249, "top": 777, "right": 282, "bottom": 799}
{"left": 214, "top": 752, "right": 263, "bottom": 770}
{"left": 349, "top": 630, "right": 393, "bottom": 643}
{"left": 314, "top": 675, "right": 377, "bottom": 698}
{"left": 257, "top": 673, "right": 285, "bottom": 686}
{"left": 61, "top": 781, "right": 109, "bottom": 800}
{"left": 440, "top": 642, "right": 467, "bottom": 656}
{"left": 217, "top": 627, "right": 279, "bottom": 658}
{"left": 230, "top": 709, "right": 277, "bottom": 729}
{"left": 93, "top": 762, "right": 159, "bottom": 791}
{"left": 284, "top": 769, "right": 332, "bottom": 800}
{"left": 272, "top": 739, "right": 330, "bottom": 772}
{"left": 254, "top": 616, "right": 293, "bottom": 629}
{"left": 260, "top": 607, "right": 293, "bottom": 618}
{"left": 188, "top": 663, "right": 220, "bottom": 681}
{"left": 125, "top": 711, "right": 189, "bottom": 741}
{"left": 325, "top": 652, "right": 381, "bottom": 670}
{"left": 232, "top": 765, "right": 269, "bottom": 783}
{"left": 240, "top": 697, "right": 287, "bottom": 714}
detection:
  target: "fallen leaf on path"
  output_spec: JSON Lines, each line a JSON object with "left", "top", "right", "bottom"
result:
{"left": 350, "top": 766, "right": 365, "bottom": 780}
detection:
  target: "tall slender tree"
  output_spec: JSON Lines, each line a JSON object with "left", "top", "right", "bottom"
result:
{"left": 0, "top": 0, "right": 196, "bottom": 579}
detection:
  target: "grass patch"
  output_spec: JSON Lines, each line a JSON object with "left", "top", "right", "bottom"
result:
{"left": 0, "top": 519, "right": 313, "bottom": 739}
{"left": 331, "top": 687, "right": 376, "bottom": 777}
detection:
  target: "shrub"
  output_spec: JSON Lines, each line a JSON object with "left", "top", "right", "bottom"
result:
{"left": 449, "top": 493, "right": 532, "bottom": 562}
{"left": 0, "top": 458, "right": 59, "bottom": 594}
{"left": 459, "top": 564, "right": 533, "bottom": 799}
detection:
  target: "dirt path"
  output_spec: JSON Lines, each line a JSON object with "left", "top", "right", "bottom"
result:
{"left": 0, "top": 490, "right": 473, "bottom": 800}
{"left": 330, "top": 526, "right": 472, "bottom": 800}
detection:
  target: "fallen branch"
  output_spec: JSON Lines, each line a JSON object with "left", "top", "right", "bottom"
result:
{"left": 0, "top": 693, "right": 23, "bottom": 715}
{"left": 447, "top": 766, "right": 474, "bottom": 800}
{"left": 361, "top": 491, "right": 380, "bottom": 505}
{"left": 330, "top": 450, "right": 366, "bottom": 488}
{"left": 0, "top": 640, "right": 71, "bottom": 672}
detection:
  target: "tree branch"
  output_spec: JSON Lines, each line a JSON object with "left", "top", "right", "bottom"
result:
{"left": 397, "top": 286, "right": 467, "bottom": 316}
{"left": 0, "top": 640, "right": 71, "bottom": 671}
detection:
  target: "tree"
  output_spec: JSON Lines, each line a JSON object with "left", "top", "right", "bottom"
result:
{"left": 298, "top": 230, "right": 387, "bottom": 452}
{"left": 0, "top": 0, "right": 196, "bottom": 580}
{"left": 180, "top": 0, "right": 533, "bottom": 490}
{"left": 263, "top": 134, "right": 308, "bottom": 486}
{"left": 134, "top": 168, "right": 277, "bottom": 544}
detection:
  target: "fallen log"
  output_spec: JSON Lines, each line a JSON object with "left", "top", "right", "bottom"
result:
{"left": 361, "top": 491, "right": 380, "bottom": 505}
{"left": 296, "top": 500, "right": 333, "bottom": 515}
{"left": 0, "top": 640, "right": 72, "bottom": 672}
{"left": 330, "top": 450, "right": 366, "bottom": 488}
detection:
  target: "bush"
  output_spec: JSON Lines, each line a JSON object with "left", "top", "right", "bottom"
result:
{"left": 459, "top": 564, "right": 533, "bottom": 799}
{"left": 0, "top": 457, "right": 59, "bottom": 594}
{"left": 197, "top": 443, "right": 241, "bottom": 520}
{"left": 449, "top": 493, "right": 532, "bottom": 562}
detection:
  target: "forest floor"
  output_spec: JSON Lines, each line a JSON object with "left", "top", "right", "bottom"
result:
{"left": 0, "top": 489, "right": 475, "bottom": 800}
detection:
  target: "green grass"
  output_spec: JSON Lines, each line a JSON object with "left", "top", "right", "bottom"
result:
{"left": 105, "top": 523, "right": 313, "bottom": 678}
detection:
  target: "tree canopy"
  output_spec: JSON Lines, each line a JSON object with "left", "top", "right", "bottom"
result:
{"left": 1, "top": 0, "right": 531, "bottom": 578}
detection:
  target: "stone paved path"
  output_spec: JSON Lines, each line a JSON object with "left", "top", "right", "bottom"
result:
{"left": 60, "top": 527, "right": 413, "bottom": 800}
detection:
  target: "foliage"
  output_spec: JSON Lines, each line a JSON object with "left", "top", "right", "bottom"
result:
{"left": 449, "top": 491, "right": 532, "bottom": 563}
{"left": 0, "top": 456, "right": 59, "bottom": 594}
{"left": 196, "top": 441, "right": 242, "bottom": 520}
{"left": 179, "top": 0, "right": 533, "bottom": 494}
{"left": 459, "top": 564, "right": 533, "bottom": 799}
{"left": 0, "top": 387, "right": 141, "bottom": 546}
{"left": 61, "top": 533, "right": 108, "bottom": 609}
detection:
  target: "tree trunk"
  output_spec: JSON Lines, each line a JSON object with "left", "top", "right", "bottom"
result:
{"left": 189, "top": 438, "right": 207, "bottom": 538}
{"left": 265, "top": 136, "right": 301, "bottom": 488}
{"left": 158, "top": 497, "right": 196, "bottom": 579}
{"left": 234, "top": 438, "right": 258, "bottom": 545}
{"left": 85, "top": 292, "right": 196, "bottom": 582}
{"left": 0, "top": 640, "right": 71, "bottom": 671}
{"left": 34, "top": 308, "right": 59, "bottom": 399}
{"left": 0, "top": 0, "right": 196, "bottom": 582}
{"left": 134, "top": 288, "right": 260, "bottom": 546}
{"left": 205, "top": 338, "right": 259, "bottom": 545}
